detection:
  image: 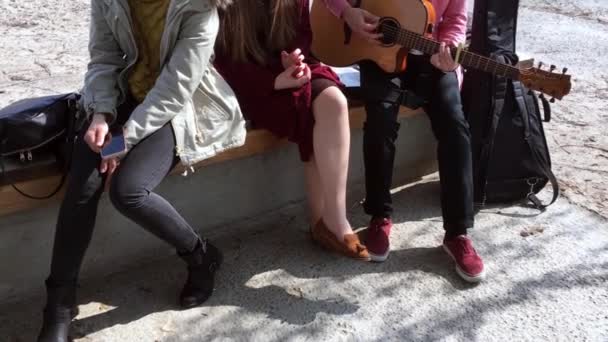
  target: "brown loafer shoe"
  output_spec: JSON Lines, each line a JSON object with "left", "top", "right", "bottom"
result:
{"left": 311, "top": 220, "right": 370, "bottom": 261}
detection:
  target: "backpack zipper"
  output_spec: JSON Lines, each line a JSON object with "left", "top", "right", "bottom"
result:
{"left": 1, "top": 129, "right": 66, "bottom": 158}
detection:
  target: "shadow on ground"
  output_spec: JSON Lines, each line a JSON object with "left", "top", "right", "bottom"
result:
{"left": 1, "top": 180, "right": 607, "bottom": 341}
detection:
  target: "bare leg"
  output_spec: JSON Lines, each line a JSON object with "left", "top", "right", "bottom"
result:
{"left": 304, "top": 157, "right": 324, "bottom": 227}
{"left": 311, "top": 86, "right": 352, "bottom": 238}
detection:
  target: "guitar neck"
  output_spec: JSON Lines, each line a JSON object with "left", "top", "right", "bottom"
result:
{"left": 393, "top": 28, "right": 521, "bottom": 79}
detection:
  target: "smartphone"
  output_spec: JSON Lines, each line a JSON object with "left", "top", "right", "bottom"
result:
{"left": 101, "top": 134, "right": 127, "bottom": 159}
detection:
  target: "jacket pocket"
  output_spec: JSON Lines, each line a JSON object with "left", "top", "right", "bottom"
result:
{"left": 193, "top": 86, "right": 230, "bottom": 121}
{"left": 191, "top": 87, "right": 230, "bottom": 144}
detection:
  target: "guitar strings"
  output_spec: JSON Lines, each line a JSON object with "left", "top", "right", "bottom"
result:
{"left": 377, "top": 24, "right": 567, "bottom": 95}
{"left": 378, "top": 25, "right": 520, "bottom": 77}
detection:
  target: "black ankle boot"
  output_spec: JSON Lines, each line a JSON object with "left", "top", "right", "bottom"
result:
{"left": 37, "top": 280, "right": 78, "bottom": 342}
{"left": 178, "top": 239, "right": 223, "bottom": 308}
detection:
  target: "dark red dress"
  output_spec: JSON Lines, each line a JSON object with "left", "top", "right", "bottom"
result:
{"left": 214, "top": 0, "right": 342, "bottom": 161}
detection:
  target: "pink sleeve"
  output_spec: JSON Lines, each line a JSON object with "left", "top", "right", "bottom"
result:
{"left": 322, "top": 0, "right": 350, "bottom": 18}
{"left": 436, "top": 0, "right": 467, "bottom": 47}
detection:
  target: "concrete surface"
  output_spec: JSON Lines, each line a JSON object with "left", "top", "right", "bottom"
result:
{"left": 1, "top": 175, "right": 607, "bottom": 341}
{"left": 0, "top": 114, "right": 437, "bottom": 304}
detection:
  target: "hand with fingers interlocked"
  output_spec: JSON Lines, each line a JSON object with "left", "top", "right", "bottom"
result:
{"left": 275, "top": 48, "right": 312, "bottom": 90}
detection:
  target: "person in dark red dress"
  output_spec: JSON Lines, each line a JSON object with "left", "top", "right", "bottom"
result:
{"left": 215, "top": 0, "right": 369, "bottom": 260}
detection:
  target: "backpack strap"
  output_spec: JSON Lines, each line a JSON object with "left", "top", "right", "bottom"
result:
{"left": 513, "top": 82, "right": 559, "bottom": 210}
{"left": 526, "top": 158, "right": 559, "bottom": 210}
{"left": 539, "top": 94, "right": 552, "bottom": 122}
{"left": 474, "top": 76, "right": 509, "bottom": 206}
{"left": 9, "top": 170, "right": 67, "bottom": 200}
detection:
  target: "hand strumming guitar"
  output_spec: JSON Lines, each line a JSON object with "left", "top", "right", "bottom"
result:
{"left": 342, "top": 7, "right": 382, "bottom": 44}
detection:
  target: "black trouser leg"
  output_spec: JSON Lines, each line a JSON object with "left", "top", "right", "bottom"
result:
{"left": 47, "top": 130, "right": 106, "bottom": 286}
{"left": 423, "top": 66, "right": 474, "bottom": 235}
{"left": 40, "top": 129, "right": 105, "bottom": 342}
{"left": 359, "top": 56, "right": 474, "bottom": 234}
{"left": 360, "top": 61, "right": 402, "bottom": 218}
{"left": 109, "top": 124, "right": 199, "bottom": 253}
{"left": 47, "top": 99, "right": 136, "bottom": 286}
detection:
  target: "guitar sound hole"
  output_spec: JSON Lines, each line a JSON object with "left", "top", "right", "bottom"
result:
{"left": 379, "top": 18, "right": 400, "bottom": 46}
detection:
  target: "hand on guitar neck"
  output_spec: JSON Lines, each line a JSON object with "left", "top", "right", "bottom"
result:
{"left": 430, "top": 42, "right": 459, "bottom": 72}
{"left": 311, "top": 0, "right": 572, "bottom": 100}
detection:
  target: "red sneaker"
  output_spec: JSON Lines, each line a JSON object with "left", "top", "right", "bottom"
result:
{"left": 365, "top": 217, "right": 393, "bottom": 262}
{"left": 442, "top": 235, "right": 486, "bottom": 282}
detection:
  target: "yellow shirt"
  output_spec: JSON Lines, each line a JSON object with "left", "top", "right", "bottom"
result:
{"left": 127, "top": 0, "right": 171, "bottom": 102}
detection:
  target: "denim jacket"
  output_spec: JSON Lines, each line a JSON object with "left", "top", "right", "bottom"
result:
{"left": 83, "top": 0, "right": 246, "bottom": 167}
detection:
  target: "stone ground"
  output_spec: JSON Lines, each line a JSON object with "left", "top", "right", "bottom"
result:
{"left": 517, "top": 0, "right": 608, "bottom": 219}
{"left": 1, "top": 175, "right": 607, "bottom": 341}
{"left": 1, "top": 0, "right": 607, "bottom": 341}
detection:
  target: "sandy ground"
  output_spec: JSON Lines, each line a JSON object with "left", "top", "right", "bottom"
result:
{"left": 0, "top": 0, "right": 607, "bottom": 341}
{"left": 516, "top": 0, "right": 608, "bottom": 218}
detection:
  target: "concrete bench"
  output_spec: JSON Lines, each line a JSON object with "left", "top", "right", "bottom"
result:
{"left": 0, "top": 105, "right": 421, "bottom": 218}
{"left": 0, "top": 104, "right": 437, "bottom": 304}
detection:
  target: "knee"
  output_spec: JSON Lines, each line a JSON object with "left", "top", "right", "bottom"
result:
{"left": 432, "top": 110, "right": 471, "bottom": 142}
{"left": 313, "top": 86, "right": 348, "bottom": 118}
{"left": 63, "top": 172, "right": 104, "bottom": 207}
{"left": 109, "top": 173, "right": 147, "bottom": 212}
{"left": 364, "top": 101, "right": 401, "bottom": 139}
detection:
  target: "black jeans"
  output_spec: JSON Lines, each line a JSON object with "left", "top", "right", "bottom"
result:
{"left": 361, "top": 55, "right": 474, "bottom": 234}
{"left": 47, "top": 100, "right": 200, "bottom": 286}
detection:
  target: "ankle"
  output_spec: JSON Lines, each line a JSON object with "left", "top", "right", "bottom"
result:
{"left": 444, "top": 230, "right": 468, "bottom": 241}
{"left": 329, "top": 222, "right": 353, "bottom": 239}
{"left": 178, "top": 237, "right": 204, "bottom": 256}
{"left": 319, "top": 216, "right": 352, "bottom": 238}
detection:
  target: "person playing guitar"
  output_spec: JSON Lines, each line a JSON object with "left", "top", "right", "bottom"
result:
{"left": 324, "top": 0, "right": 485, "bottom": 282}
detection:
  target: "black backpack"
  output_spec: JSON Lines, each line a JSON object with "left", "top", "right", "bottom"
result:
{"left": 0, "top": 93, "right": 81, "bottom": 199}
{"left": 462, "top": 0, "right": 559, "bottom": 210}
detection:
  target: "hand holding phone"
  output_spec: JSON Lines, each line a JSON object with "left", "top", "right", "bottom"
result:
{"left": 101, "top": 133, "right": 127, "bottom": 160}
{"left": 84, "top": 114, "right": 110, "bottom": 153}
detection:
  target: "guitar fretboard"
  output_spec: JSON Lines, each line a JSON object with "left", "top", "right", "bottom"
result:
{"left": 383, "top": 24, "right": 521, "bottom": 79}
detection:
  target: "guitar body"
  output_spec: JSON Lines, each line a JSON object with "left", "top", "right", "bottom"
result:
{"left": 310, "top": 0, "right": 436, "bottom": 73}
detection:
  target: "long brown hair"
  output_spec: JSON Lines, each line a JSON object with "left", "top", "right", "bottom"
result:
{"left": 216, "top": 0, "right": 299, "bottom": 65}
{"left": 208, "top": 0, "right": 233, "bottom": 9}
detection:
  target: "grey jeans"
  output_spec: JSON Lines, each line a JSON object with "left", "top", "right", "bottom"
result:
{"left": 47, "top": 100, "right": 199, "bottom": 286}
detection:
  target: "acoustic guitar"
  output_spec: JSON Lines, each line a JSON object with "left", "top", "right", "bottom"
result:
{"left": 310, "top": 0, "right": 572, "bottom": 100}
